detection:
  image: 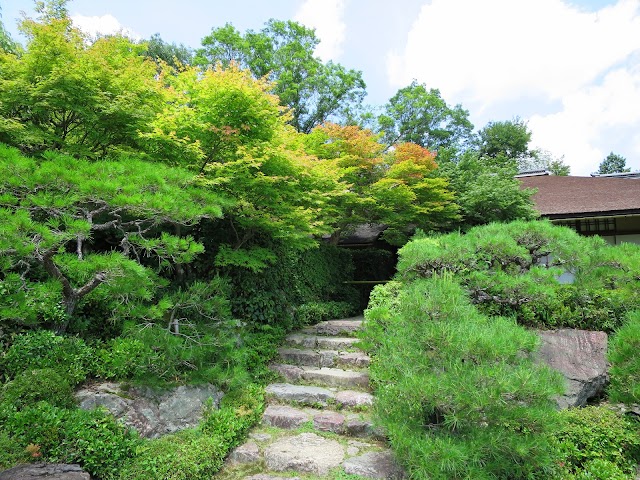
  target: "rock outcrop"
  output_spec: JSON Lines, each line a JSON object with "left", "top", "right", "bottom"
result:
{"left": 75, "top": 382, "right": 223, "bottom": 438}
{"left": 0, "top": 463, "right": 89, "bottom": 480}
{"left": 535, "top": 329, "right": 609, "bottom": 409}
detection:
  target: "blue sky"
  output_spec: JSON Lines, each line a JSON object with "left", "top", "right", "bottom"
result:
{"left": 3, "top": 0, "right": 639, "bottom": 175}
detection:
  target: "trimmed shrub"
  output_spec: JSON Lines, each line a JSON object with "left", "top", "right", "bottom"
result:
{"left": 295, "top": 301, "right": 357, "bottom": 325}
{"left": 554, "top": 406, "right": 640, "bottom": 477}
{"left": 2, "top": 402, "right": 139, "bottom": 480}
{"left": 0, "top": 430, "right": 29, "bottom": 470}
{"left": 608, "top": 310, "right": 640, "bottom": 404}
{"left": 363, "top": 276, "right": 564, "bottom": 479}
{"left": 396, "top": 220, "right": 640, "bottom": 332}
{"left": 0, "top": 330, "right": 93, "bottom": 385}
{"left": 0, "top": 368, "right": 74, "bottom": 410}
{"left": 224, "top": 243, "right": 358, "bottom": 329}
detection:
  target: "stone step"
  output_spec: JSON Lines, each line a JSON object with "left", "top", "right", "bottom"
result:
{"left": 228, "top": 434, "right": 404, "bottom": 479}
{"left": 285, "top": 333, "right": 360, "bottom": 350}
{"left": 271, "top": 364, "right": 369, "bottom": 389}
{"left": 265, "top": 383, "right": 335, "bottom": 406}
{"left": 265, "top": 383, "right": 374, "bottom": 410}
{"left": 277, "top": 348, "right": 370, "bottom": 369}
{"left": 261, "top": 405, "right": 379, "bottom": 438}
{"left": 301, "top": 318, "right": 363, "bottom": 337}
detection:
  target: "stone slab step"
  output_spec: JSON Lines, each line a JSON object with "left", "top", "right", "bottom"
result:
{"left": 262, "top": 405, "right": 311, "bottom": 429}
{"left": 277, "top": 348, "right": 370, "bottom": 369}
{"left": 334, "top": 390, "right": 374, "bottom": 409}
{"left": 301, "top": 318, "right": 363, "bottom": 337}
{"left": 271, "top": 364, "right": 369, "bottom": 389}
{"left": 261, "top": 405, "right": 379, "bottom": 438}
{"left": 265, "top": 383, "right": 334, "bottom": 406}
{"left": 285, "top": 333, "right": 360, "bottom": 350}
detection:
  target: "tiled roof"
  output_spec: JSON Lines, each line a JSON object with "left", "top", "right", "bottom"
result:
{"left": 519, "top": 175, "right": 640, "bottom": 218}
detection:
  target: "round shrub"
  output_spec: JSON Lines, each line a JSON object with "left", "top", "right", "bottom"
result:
{"left": 1, "top": 330, "right": 93, "bottom": 385}
{"left": 554, "top": 406, "right": 640, "bottom": 476}
{"left": 0, "top": 368, "right": 74, "bottom": 410}
{"left": 3, "top": 402, "right": 139, "bottom": 480}
{"left": 94, "top": 337, "right": 149, "bottom": 380}
{"left": 608, "top": 310, "right": 640, "bottom": 404}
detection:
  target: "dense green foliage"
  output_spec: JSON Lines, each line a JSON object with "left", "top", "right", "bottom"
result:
{"left": 362, "top": 221, "right": 640, "bottom": 479}
{"left": 196, "top": 20, "right": 366, "bottom": 133}
{"left": 362, "top": 276, "right": 563, "bottom": 479}
{"left": 120, "top": 384, "right": 264, "bottom": 480}
{"left": 598, "top": 152, "right": 629, "bottom": 174}
{"left": 397, "top": 220, "right": 640, "bottom": 331}
{"left": 0, "top": 330, "right": 92, "bottom": 384}
{"left": 608, "top": 311, "right": 640, "bottom": 403}
{"left": 0, "top": 401, "right": 140, "bottom": 479}
{"left": 0, "top": 3, "right": 610, "bottom": 478}
{"left": 554, "top": 406, "right": 639, "bottom": 478}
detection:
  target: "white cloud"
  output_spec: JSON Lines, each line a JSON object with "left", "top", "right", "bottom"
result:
{"left": 530, "top": 65, "right": 640, "bottom": 175}
{"left": 387, "top": 0, "right": 640, "bottom": 176}
{"left": 294, "top": 0, "right": 347, "bottom": 61}
{"left": 387, "top": 0, "right": 640, "bottom": 104}
{"left": 71, "top": 14, "right": 140, "bottom": 40}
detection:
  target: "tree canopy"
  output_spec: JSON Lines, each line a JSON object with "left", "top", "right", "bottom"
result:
{"left": 0, "top": 16, "right": 163, "bottom": 158}
{"left": 196, "top": 20, "right": 366, "bottom": 133}
{"left": 0, "top": 144, "right": 225, "bottom": 332}
{"left": 378, "top": 81, "right": 474, "bottom": 159}
{"left": 598, "top": 152, "right": 630, "bottom": 174}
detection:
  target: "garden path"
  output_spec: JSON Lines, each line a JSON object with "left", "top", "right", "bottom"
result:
{"left": 216, "top": 316, "right": 404, "bottom": 480}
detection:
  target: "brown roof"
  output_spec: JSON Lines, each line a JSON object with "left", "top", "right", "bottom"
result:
{"left": 519, "top": 175, "right": 640, "bottom": 219}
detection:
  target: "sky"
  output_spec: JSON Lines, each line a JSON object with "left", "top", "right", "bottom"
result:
{"left": 3, "top": 0, "right": 640, "bottom": 175}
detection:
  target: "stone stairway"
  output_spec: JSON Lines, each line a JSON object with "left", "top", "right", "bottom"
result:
{"left": 216, "top": 316, "right": 404, "bottom": 480}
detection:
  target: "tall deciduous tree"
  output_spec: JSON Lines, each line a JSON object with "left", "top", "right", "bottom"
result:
{"left": 142, "top": 63, "right": 336, "bottom": 270}
{"left": 378, "top": 81, "right": 474, "bottom": 159}
{"left": 598, "top": 152, "right": 630, "bottom": 175}
{"left": 0, "top": 14, "right": 163, "bottom": 157}
{"left": 442, "top": 151, "right": 537, "bottom": 229}
{"left": 477, "top": 118, "right": 531, "bottom": 163}
{"left": 305, "top": 123, "right": 459, "bottom": 245}
{"left": 143, "top": 33, "right": 192, "bottom": 69}
{"left": 196, "top": 20, "right": 366, "bottom": 133}
{"left": 0, "top": 6, "right": 20, "bottom": 54}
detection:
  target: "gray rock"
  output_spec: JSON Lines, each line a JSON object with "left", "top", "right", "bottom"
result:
{"left": 335, "top": 390, "right": 374, "bottom": 408}
{"left": 75, "top": 382, "right": 223, "bottom": 438}
{"left": 303, "top": 319, "right": 363, "bottom": 336}
{"left": 535, "top": 329, "right": 609, "bottom": 408}
{"left": 262, "top": 405, "right": 310, "bottom": 428}
{"left": 284, "top": 333, "right": 317, "bottom": 348}
{"left": 229, "top": 441, "right": 261, "bottom": 464}
{"left": 337, "top": 351, "right": 371, "bottom": 368}
{"left": 313, "top": 411, "right": 345, "bottom": 433}
{"left": 277, "top": 348, "right": 338, "bottom": 368}
{"left": 317, "top": 336, "right": 360, "bottom": 350}
{"left": 345, "top": 414, "right": 375, "bottom": 437}
{"left": 270, "top": 364, "right": 305, "bottom": 382}
{"left": 0, "top": 463, "right": 90, "bottom": 480}
{"left": 283, "top": 366, "right": 369, "bottom": 389}
{"left": 245, "top": 476, "right": 301, "bottom": 480}
{"left": 265, "top": 383, "right": 335, "bottom": 405}
{"left": 249, "top": 432, "right": 272, "bottom": 442}
{"left": 343, "top": 451, "right": 404, "bottom": 479}
{"left": 264, "top": 433, "right": 345, "bottom": 475}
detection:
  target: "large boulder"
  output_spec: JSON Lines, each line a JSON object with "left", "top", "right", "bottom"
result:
{"left": 0, "top": 463, "right": 89, "bottom": 480}
{"left": 75, "top": 382, "right": 223, "bottom": 438}
{"left": 535, "top": 329, "right": 609, "bottom": 409}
